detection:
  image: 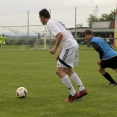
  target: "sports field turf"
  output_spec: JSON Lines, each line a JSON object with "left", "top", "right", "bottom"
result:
{"left": 0, "top": 45, "right": 117, "bottom": 117}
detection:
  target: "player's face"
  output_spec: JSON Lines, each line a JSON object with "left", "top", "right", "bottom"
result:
{"left": 39, "top": 16, "right": 46, "bottom": 25}
{"left": 84, "top": 34, "right": 91, "bottom": 40}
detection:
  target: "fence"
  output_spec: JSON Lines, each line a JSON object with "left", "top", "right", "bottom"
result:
{"left": 0, "top": 5, "right": 116, "bottom": 49}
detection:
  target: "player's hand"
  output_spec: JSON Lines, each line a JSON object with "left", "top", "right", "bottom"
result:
{"left": 97, "top": 59, "right": 101, "bottom": 66}
{"left": 50, "top": 47, "right": 57, "bottom": 54}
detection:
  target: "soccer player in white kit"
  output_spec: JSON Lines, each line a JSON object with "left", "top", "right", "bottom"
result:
{"left": 39, "top": 9, "right": 87, "bottom": 102}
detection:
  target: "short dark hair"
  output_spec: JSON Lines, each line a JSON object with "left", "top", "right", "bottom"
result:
{"left": 83, "top": 30, "right": 93, "bottom": 35}
{"left": 39, "top": 9, "right": 50, "bottom": 18}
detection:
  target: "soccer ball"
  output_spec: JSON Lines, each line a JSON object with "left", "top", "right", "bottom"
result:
{"left": 16, "top": 87, "right": 28, "bottom": 98}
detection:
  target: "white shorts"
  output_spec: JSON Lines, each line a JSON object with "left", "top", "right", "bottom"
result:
{"left": 57, "top": 45, "right": 79, "bottom": 68}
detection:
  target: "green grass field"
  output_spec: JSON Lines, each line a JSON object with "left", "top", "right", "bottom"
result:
{"left": 0, "top": 45, "right": 117, "bottom": 117}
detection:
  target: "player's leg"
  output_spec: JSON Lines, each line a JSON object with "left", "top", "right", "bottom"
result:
{"left": 3, "top": 41, "right": 6, "bottom": 47}
{"left": 64, "top": 68, "right": 87, "bottom": 98}
{"left": 57, "top": 46, "right": 87, "bottom": 101}
{"left": 99, "top": 67, "right": 117, "bottom": 85}
{"left": 64, "top": 68, "right": 85, "bottom": 90}
{"left": 56, "top": 67, "right": 78, "bottom": 102}
{"left": 65, "top": 45, "right": 87, "bottom": 98}
{"left": 99, "top": 58, "right": 117, "bottom": 85}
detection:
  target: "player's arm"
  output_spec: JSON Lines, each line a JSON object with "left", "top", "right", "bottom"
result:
{"left": 48, "top": 22, "right": 63, "bottom": 54}
{"left": 50, "top": 32, "right": 63, "bottom": 54}
{"left": 90, "top": 42, "right": 103, "bottom": 59}
{"left": 54, "top": 32, "right": 63, "bottom": 50}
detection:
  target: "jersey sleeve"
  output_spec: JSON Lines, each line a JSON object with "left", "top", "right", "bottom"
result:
{"left": 90, "top": 42, "right": 103, "bottom": 59}
{"left": 47, "top": 22, "right": 61, "bottom": 36}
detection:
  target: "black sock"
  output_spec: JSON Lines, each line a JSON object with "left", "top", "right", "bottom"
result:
{"left": 103, "top": 72, "right": 116, "bottom": 84}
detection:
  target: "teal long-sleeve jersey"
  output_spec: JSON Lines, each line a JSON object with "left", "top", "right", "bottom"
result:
{"left": 90, "top": 37, "right": 117, "bottom": 60}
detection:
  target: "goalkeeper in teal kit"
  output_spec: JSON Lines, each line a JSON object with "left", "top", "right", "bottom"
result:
{"left": 83, "top": 29, "right": 117, "bottom": 86}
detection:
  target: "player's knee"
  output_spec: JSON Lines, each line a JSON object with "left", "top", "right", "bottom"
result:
{"left": 98, "top": 68, "right": 102, "bottom": 72}
{"left": 64, "top": 69, "right": 68, "bottom": 74}
{"left": 98, "top": 68, "right": 105, "bottom": 74}
{"left": 55, "top": 68, "right": 61, "bottom": 75}
{"left": 114, "top": 69, "right": 117, "bottom": 73}
{"left": 55, "top": 70, "right": 59, "bottom": 75}
{"left": 64, "top": 69, "right": 73, "bottom": 76}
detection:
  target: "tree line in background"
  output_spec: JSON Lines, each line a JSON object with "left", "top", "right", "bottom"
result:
{"left": 87, "top": 9, "right": 116, "bottom": 27}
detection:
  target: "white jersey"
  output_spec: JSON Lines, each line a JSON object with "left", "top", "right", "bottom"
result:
{"left": 47, "top": 19, "right": 78, "bottom": 49}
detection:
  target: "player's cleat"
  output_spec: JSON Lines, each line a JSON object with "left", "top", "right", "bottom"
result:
{"left": 76, "top": 89, "right": 87, "bottom": 99}
{"left": 106, "top": 83, "right": 117, "bottom": 86}
{"left": 65, "top": 93, "right": 79, "bottom": 102}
